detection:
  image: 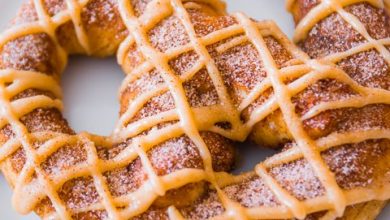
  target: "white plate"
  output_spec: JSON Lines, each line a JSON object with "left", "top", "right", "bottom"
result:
{"left": 0, "top": 0, "right": 388, "bottom": 219}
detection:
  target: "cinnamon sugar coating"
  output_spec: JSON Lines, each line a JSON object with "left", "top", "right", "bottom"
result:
{"left": 0, "top": 1, "right": 236, "bottom": 218}
{"left": 291, "top": 0, "right": 390, "bottom": 219}
{"left": 0, "top": 0, "right": 388, "bottom": 219}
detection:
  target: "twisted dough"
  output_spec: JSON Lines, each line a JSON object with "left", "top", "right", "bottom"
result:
{"left": 0, "top": 0, "right": 388, "bottom": 219}
{"left": 288, "top": 0, "right": 390, "bottom": 218}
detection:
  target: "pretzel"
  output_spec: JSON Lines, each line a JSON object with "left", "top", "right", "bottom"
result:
{"left": 288, "top": 0, "right": 390, "bottom": 218}
{"left": 0, "top": 0, "right": 389, "bottom": 219}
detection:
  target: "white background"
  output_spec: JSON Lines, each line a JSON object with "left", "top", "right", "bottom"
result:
{"left": 0, "top": 0, "right": 388, "bottom": 219}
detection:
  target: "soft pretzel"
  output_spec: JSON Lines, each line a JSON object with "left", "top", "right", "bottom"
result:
{"left": 0, "top": 0, "right": 388, "bottom": 219}
{"left": 288, "top": 0, "right": 390, "bottom": 218}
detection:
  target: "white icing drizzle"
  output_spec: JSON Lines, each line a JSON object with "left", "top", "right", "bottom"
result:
{"left": 0, "top": 0, "right": 388, "bottom": 219}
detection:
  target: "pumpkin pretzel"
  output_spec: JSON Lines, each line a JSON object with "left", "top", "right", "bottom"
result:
{"left": 288, "top": 0, "right": 390, "bottom": 218}
{"left": 0, "top": 0, "right": 388, "bottom": 219}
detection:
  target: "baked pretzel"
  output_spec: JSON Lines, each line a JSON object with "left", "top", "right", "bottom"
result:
{"left": 0, "top": 0, "right": 388, "bottom": 219}
{"left": 288, "top": 0, "right": 390, "bottom": 218}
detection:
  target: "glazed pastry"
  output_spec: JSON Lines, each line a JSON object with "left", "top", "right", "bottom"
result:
{"left": 0, "top": 0, "right": 389, "bottom": 219}
{"left": 288, "top": 0, "right": 390, "bottom": 218}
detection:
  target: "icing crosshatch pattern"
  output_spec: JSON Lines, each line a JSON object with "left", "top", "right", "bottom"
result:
{"left": 288, "top": 0, "right": 390, "bottom": 65}
{"left": 0, "top": 0, "right": 388, "bottom": 219}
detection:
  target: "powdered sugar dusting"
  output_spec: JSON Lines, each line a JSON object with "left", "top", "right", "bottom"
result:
{"left": 20, "top": 108, "right": 74, "bottom": 135}
{"left": 10, "top": 148, "right": 26, "bottom": 173}
{"left": 1, "top": 34, "right": 59, "bottom": 75}
{"left": 104, "top": 158, "right": 147, "bottom": 197}
{"left": 223, "top": 176, "right": 280, "bottom": 208}
{"left": 293, "top": 0, "right": 321, "bottom": 23}
{"left": 148, "top": 132, "right": 234, "bottom": 176}
{"left": 130, "top": 0, "right": 152, "bottom": 17}
{"left": 301, "top": 10, "right": 366, "bottom": 58}
{"left": 82, "top": 0, "right": 117, "bottom": 25}
{"left": 148, "top": 135, "right": 203, "bottom": 176}
{"left": 121, "top": 69, "right": 165, "bottom": 110}
{"left": 58, "top": 176, "right": 100, "bottom": 210}
{"left": 41, "top": 143, "right": 88, "bottom": 175}
{"left": 180, "top": 189, "right": 225, "bottom": 220}
{"left": 293, "top": 79, "right": 358, "bottom": 116}
{"left": 11, "top": 88, "right": 57, "bottom": 102}
{"left": 212, "top": 41, "right": 266, "bottom": 106}
{"left": 72, "top": 210, "right": 108, "bottom": 220}
{"left": 169, "top": 51, "right": 200, "bottom": 76}
{"left": 133, "top": 207, "right": 168, "bottom": 220}
{"left": 337, "top": 49, "right": 389, "bottom": 90}
{"left": 148, "top": 15, "right": 190, "bottom": 52}
{"left": 43, "top": 0, "right": 67, "bottom": 17}
{"left": 188, "top": 8, "right": 236, "bottom": 37}
{"left": 183, "top": 69, "right": 219, "bottom": 108}
{"left": 264, "top": 36, "right": 293, "bottom": 68}
{"left": 97, "top": 141, "right": 129, "bottom": 161}
{"left": 345, "top": 3, "right": 390, "bottom": 40}
{"left": 303, "top": 104, "right": 390, "bottom": 140}
{"left": 132, "top": 92, "right": 175, "bottom": 122}
{"left": 10, "top": 1, "right": 39, "bottom": 26}
{"left": 125, "top": 45, "right": 145, "bottom": 73}
{"left": 211, "top": 36, "right": 292, "bottom": 109}
{"left": 322, "top": 139, "right": 388, "bottom": 189}
{"left": 270, "top": 159, "right": 325, "bottom": 200}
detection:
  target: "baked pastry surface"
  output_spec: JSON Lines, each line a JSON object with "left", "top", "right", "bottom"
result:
{"left": 288, "top": 0, "right": 390, "bottom": 218}
{"left": 0, "top": 0, "right": 388, "bottom": 219}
